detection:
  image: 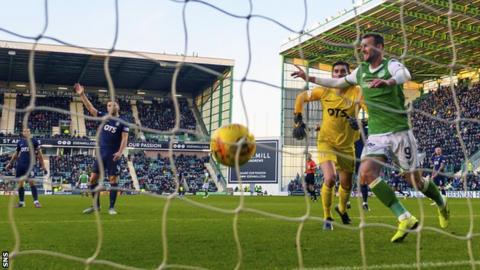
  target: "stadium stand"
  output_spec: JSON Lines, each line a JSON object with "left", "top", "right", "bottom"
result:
{"left": 49, "top": 154, "right": 95, "bottom": 185}
{"left": 137, "top": 98, "right": 196, "bottom": 131}
{"left": 133, "top": 152, "right": 212, "bottom": 194}
{"left": 412, "top": 82, "right": 480, "bottom": 173}
{"left": 49, "top": 154, "right": 132, "bottom": 189}
{"left": 0, "top": 153, "right": 10, "bottom": 172}
{"left": 7, "top": 91, "right": 200, "bottom": 143}
{"left": 15, "top": 94, "right": 72, "bottom": 134}
{"left": 287, "top": 172, "right": 322, "bottom": 195}
{"left": 0, "top": 152, "right": 46, "bottom": 193}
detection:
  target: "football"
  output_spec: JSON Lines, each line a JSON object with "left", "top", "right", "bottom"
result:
{"left": 210, "top": 124, "right": 256, "bottom": 167}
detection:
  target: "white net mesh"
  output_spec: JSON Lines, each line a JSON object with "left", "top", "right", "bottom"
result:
{"left": 3, "top": 0, "right": 480, "bottom": 269}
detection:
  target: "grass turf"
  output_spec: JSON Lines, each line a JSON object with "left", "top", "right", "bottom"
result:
{"left": 0, "top": 195, "right": 479, "bottom": 270}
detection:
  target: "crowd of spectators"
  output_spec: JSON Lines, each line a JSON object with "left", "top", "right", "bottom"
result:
{"left": 288, "top": 172, "right": 322, "bottom": 194}
{"left": 133, "top": 152, "right": 212, "bottom": 194}
{"left": 49, "top": 154, "right": 132, "bottom": 189}
{"left": 5, "top": 92, "right": 199, "bottom": 143}
{"left": 138, "top": 98, "right": 196, "bottom": 133}
{"left": 15, "top": 94, "right": 72, "bottom": 134}
{"left": 383, "top": 169, "right": 480, "bottom": 192}
{"left": 412, "top": 82, "right": 480, "bottom": 172}
{"left": 287, "top": 171, "right": 480, "bottom": 194}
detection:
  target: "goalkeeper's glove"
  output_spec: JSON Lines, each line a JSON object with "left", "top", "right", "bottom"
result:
{"left": 292, "top": 113, "right": 307, "bottom": 140}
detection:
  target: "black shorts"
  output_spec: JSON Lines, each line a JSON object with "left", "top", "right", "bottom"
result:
{"left": 16, "top": 166, "right": 35, "bottom": 178}
{"left": 433, "top": 175, "right": 446, "bottom": 187}
{"left": 305, "top": 173, "right": 315, "bottom": 185}
{"left": 92, "top": 152, "right": 121, "bottom": 177}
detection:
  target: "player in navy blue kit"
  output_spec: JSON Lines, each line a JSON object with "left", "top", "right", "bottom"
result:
{"left": 5, "top": 128, "right": 47, "bottom": 208}
{"left": 353, "top": 119, "right": 370, "bottom": 211}
{"left": 74, "top": 83, "right": 129, "bottom": 215}
{"left": 431, "top": 147, "right": 447, "bottom": 197}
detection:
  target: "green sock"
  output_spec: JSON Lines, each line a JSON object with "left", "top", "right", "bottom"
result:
{"left": 369, "top": 177, "right": 408, "bottom": 218}
{"left": 422, "top": 180, "right": 445, "bottom": 207}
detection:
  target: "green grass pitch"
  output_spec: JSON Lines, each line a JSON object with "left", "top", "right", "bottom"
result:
{"left": 1, "top": 195, "right": 479, "bottom": 270}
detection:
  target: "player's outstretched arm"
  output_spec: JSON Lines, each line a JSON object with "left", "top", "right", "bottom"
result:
{"left": 294, "top": 87, "right": 327, "bottom": 115}
{"left": 292, "top": 87, "right": 328, "bottom": 140}
{"left": 74, "top": 83, "right": 98, "bottom": 117}
{"left": 113, "top": 131, "right": 128, "bottom": 161}
{"left": 291, "top": 64, "right": 350, "bottom": 89}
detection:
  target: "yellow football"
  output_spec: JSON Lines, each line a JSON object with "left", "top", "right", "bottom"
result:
{"left": 210, "top": 124, "right": 256, "bottom": 167}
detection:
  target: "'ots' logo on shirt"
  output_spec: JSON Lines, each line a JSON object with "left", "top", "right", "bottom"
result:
{"left": 20, "top": 147, "right": 29, "bottom": 152}
{"left": 104, "top": 125, "right": 118, "bottom": 133}
{"left": 327, "top": 108, "right": 348, "bottom": 118}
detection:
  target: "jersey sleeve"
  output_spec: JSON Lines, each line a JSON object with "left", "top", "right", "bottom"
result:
{"left": 97, "top": 111, "right": 105, "bottom": 117}
{"left": 294, "top": 87, "right": 328, "bottom": 114}
{"left": 16, "top": 141, "right": 20, "bottom": 152}
{"left": 388, "top": 59, "right": 411, "bottom": 84}
{"left": 345, "top": 67, "right": 358, "bottom": 85}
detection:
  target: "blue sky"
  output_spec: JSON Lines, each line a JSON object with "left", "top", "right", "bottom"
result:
{"left": 0, "top": 0, "right": 354, "bottom": 137}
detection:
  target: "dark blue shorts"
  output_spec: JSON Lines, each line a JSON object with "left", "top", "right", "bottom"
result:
{"left": 16, "top": 166, "right": 35, "bottom": 178}
{"left": 92, "top": 152, "right": 121, "bottom": 177}
{"left": 433, "top": 175, "right": 446, "bottom": 186}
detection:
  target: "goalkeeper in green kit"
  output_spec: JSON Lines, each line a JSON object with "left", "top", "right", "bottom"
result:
{"left": 293, "top": 33, "right": 450, "bottom": 242}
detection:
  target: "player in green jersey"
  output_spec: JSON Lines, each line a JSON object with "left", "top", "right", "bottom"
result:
{"left": 292, "top": 33, "right": 449, "bottom": 242}
{"left": 77, "top": 171, "right": 89, "bottom": 197}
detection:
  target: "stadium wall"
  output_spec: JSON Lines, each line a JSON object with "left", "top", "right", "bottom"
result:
{"left": 194, "top": 68, "right": 233, "bottom": 136}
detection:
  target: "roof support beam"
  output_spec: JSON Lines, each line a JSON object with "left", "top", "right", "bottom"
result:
{"left": 7, "top": 54, "right": 14, "bottom": 87}
{"left": 383, "top": 4, "right": 480, "bottom": 35}
{"left": 290, "top": 22, "right": 465, "bottom": 63}
{"left": 283, "top": 2, "right": 480, "bottom": 58}
{"left": 339, "top": 24, "right": 452, "bottom": 51}
{"left": 357, "top": 14, "right": 480, "bottom": 48}
{"left": 305, "top": 29, "right": 460, "bottom": 68}
{"left": 418, "top": 0, "right": 480, "bottom": 19}
{"left": 76, "top": 56, "right": 91, "bottom": 83}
